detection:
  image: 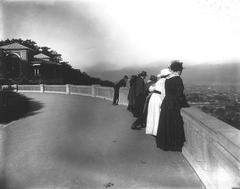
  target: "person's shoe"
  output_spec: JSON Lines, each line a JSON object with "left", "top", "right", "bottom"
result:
{"left": 140, "top": 123, "right": 146, "bottom": 128}
{"left": 131, "top": 122, "right": 141, "bottom": 130}
{"left": 133, "top": 114, "right": 139, "bottom": 118}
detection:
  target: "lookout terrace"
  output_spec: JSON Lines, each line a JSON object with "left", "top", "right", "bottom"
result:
{"left": 0, "top": 84, "right": 239, "bottom": 189}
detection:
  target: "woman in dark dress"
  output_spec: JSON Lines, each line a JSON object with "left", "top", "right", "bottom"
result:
{"left": 156, "top": 61, "right": 189, "bottom": 152}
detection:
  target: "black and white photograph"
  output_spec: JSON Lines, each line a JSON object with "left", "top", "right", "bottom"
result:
{"left": 0, "top": 0, "right": 239, "bottom": 188}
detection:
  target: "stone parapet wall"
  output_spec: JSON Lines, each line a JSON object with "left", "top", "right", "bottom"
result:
{"left": 182, "top": 107, "right": 240, "bottom": 189}
{"left": 70, "top": 85, "right": 92, "bottom": 97}
{"left": 44, "top": 85, "right": 67, "bottom": 94}
{"left": 95, "top": 86, "right": 114, "bottom": 100}
{"left": 17, "top": 84, "right": 41, "bottom": 92}
{"left": 14, "top": 84, "right": 240, "bottom": 189}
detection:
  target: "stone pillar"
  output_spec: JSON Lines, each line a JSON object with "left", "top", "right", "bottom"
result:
{"left": 91, "top": 85, "right": 96, "bottom": 97}
{"left": 13, "top": 84, "right": 18, "bottom": 92}
{"left": 66, "top": 84, "right": 70, "bottom": 95}
{"left": 40, "top": 84, "right": 44, "bottom": 93}
{"left": 91, "top": 85, "right": 100, "bottom": 97}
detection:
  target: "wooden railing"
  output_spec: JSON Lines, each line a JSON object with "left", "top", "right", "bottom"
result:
{"left": 10, "top": 84, "right": 240, "bottom": 189}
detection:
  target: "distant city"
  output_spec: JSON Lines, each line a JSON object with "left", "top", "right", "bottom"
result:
{"left": 185, "top": 84, "right": 240, "bottom": 130}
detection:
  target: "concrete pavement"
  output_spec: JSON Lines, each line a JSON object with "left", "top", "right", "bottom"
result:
{"left": 3, "top": 93, "right": 205, "bottom": 189}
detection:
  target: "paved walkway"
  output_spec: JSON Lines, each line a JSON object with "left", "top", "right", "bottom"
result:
{"left": 3, "top": 93, "right": 205, "bottom": 189}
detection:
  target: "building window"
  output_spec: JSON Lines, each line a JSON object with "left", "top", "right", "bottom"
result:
{"left": 34, "top": 68, "right": 40, "bottom": 76}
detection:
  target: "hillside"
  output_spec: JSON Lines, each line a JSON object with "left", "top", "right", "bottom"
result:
{"left": 87, "top": 62, "right": 240, "bottom": 85}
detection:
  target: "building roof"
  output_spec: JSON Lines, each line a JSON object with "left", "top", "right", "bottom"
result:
{"left": 34, "top": 53, "right": 50, "bottom": 59}
{"left": 32, "top": 59, "right": 60, "bottom": 66}
{"left": 0, "top": 42, "right": 32, "bottom": 50}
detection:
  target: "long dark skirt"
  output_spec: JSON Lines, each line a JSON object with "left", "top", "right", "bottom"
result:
{"left": 156, "top": 106, "right": 185, "bottom": 152}
{"left": 127, "top": 86, "right": 136, "bottom": 113}
{"left": 133, "top": 94, "right": 146, "bottom": 118}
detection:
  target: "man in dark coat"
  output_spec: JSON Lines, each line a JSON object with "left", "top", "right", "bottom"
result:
{"left": 131, "top": 71, "right": 147, "bottom": 129}
{"left": 112, "top": 75, "right": 128, "bottom": 105}
{"left": 127, "top": 75, "right": 137, "bottom": 113}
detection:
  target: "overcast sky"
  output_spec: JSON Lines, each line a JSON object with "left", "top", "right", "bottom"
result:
{"left": 2, "top": 0, "right": 240, "bottom": 71}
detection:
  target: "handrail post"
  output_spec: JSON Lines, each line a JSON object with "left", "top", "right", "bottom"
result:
{"left": 66, "top": 84, "right": 70, "bottom": 95}
{"left": 91, "top": 85, "right": 96, "bottom": 97}
{"left": 91, "top": 85, "right": 101, "bottom": 97}
{"left": 40, "top": 84, "right": 44, "bottom": 93}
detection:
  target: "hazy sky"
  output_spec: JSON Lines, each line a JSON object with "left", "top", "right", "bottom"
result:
{"left": 2, "top": 0, "right": 240, "bottom": 71}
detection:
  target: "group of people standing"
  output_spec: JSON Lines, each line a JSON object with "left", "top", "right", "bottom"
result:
{"left": 113, "top": 60, "right": 189, "bottom": 152}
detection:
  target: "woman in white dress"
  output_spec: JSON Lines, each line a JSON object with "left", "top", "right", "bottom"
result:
{"left": 146, "top": 68, "right": 171, "bottom": 136}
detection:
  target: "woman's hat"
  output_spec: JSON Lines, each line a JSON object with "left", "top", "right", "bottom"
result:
{"left": 169, "top": 60, "right": 184, "bottom": 72}
{"left": 157, "top": 68, "right": 171, "bottom": 78}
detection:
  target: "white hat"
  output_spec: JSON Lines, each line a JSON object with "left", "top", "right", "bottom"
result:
{"left": 157, "top": 68, "right": 171, "bottom": 78}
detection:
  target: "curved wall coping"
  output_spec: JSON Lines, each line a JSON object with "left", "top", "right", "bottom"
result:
{"left": 182, "top": 107, "right": 240, "bottom": 161}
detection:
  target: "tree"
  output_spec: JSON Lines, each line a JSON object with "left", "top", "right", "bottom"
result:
{"left": 22, "top": 39, "right": 39, "bottom": 51}
{"left": 50, "top": 50, "right": 62, "bottom": 63}
{"left": 60, "top": 61, "right": 72, "bottom": 68}
{"left": 40, "top": 46, "right": 51, "bottom": 54}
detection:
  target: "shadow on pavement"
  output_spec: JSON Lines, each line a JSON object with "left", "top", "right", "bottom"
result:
{"left": 0, "top": 91, "right": 44, "bottom": 124}
{"left": 0, "top": 173, "right": 7, "bottom": 189}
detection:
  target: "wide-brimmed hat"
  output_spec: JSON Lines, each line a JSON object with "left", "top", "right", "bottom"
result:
{"left": 157, "top": 68, "right": 171, "bottom": 78}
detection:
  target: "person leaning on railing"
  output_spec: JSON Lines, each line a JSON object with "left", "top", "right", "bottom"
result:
{"left": 112, "top": 75, "right": 128, "bottom": 105}
{"left": 131, "top": 71, "right": 148, "bottom": 129}
{"left": 127, "top": 75, "right": 138, "bottom": 114}
{"left": 145, "top": 69, "right": 171, "bottom": 136}
{"left": 140, "top": 75, "right": 158, "bottom": 128}
{"left": 156, "top": 60, "right": 189, "bottom": 152}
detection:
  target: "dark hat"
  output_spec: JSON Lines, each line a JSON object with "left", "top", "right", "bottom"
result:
{"left": 150, "top": 75, "right": 157, "bottom": 82}
{"left": 139, "top": 71, "right": 147, "bottom": 77}
{"left": 169, "top": 60, "right": 184, "bottom": 72}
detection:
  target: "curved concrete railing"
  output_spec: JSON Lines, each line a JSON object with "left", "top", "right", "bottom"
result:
{"left": 11, "top": 84, "right": 240, "bottom": 189}
{"left": 182, "top": 108, "right": 240, "bottom": 189}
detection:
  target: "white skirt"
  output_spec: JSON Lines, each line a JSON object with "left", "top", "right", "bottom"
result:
{"left": 145, "top": 93, "right": 163, "bottom": 136}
